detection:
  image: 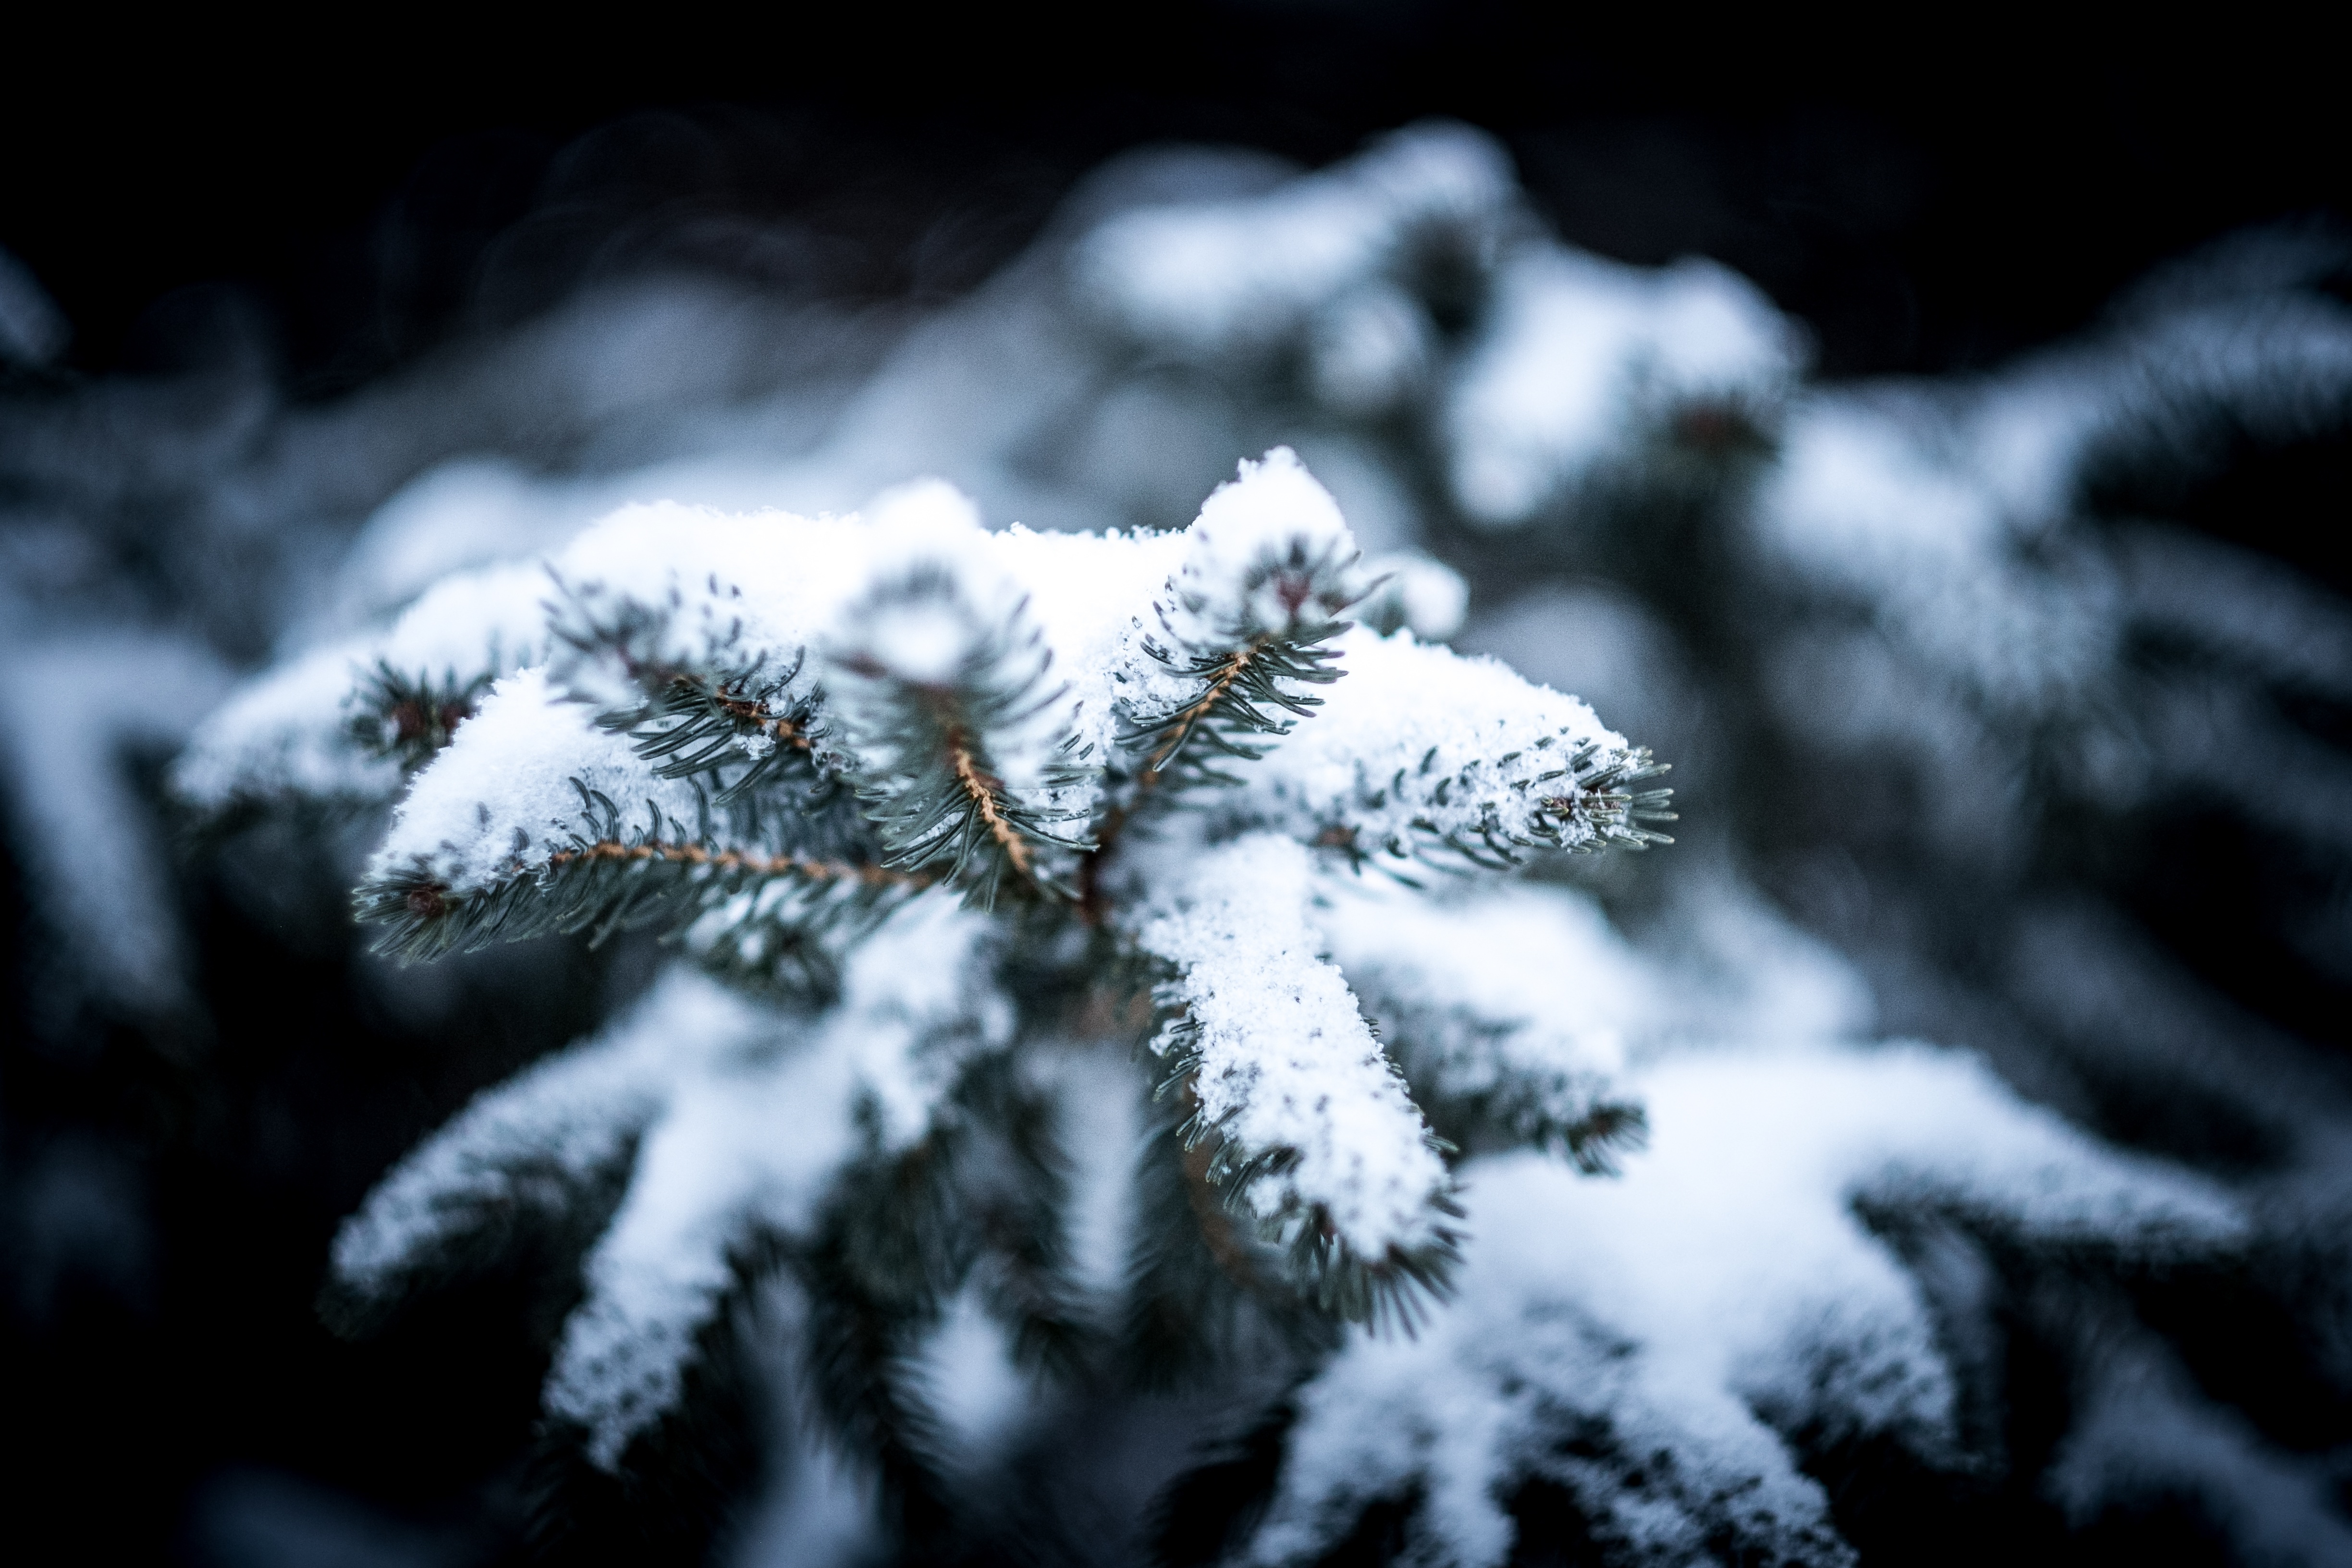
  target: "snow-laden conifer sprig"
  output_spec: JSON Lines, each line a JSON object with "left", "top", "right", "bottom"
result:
{"left": 328, "top": 915, "right": 1033, "bottom": 1476}
{"left": 549, "top": 576, "right": 835, "bottom": 807}
{"left": 351, "top": 670, "right": 918, "bottom": 985}
{"left": 358, "top": 786, "right": 919, "bottom": 984}
{"left": 830, "top": 560, "right": 1096, "bottom": 907}
{"left": 1160, "top": 448, "right": 1368, "bottom": 650}
{"left": 593, "top": 652, "right": 829, "bottom": 803}
{"left": 1117, "top": 632, "right": 1348, "bottom": 795}
{"left": 1129, "top": 833, "right": 1462, "bottom": 1329}
{"left": 326, "top": 965, "right": 778, "bottom": 1327}
{"left": 318, "top": 454, "right": 1670, "bottom": 1325}
{"left": 1213, "top": 626, "right": 1676, "bottom": 869}
{"left": 1232, "top": 1045, "right": 2247, "bottom": 1568}
{"left": 1114, "top": 447, "right": 1368, "bottom": 796}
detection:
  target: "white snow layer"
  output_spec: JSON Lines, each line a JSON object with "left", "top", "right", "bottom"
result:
{"left": 1132, "top": 833, "right": 1450, "bottom": 1259}
{"left": 1446, "top": 242, "right": 1802, "bottom": 527}
{"left": 546, "top": 1004, "right": 869, "bottom": 1467}
{"left": 331, "top": 966, "right": 773, "bottom": 1302}
{"left": 1249, "top": 1042, "right": 2244, "bottom": 1568}
{"left": 541, "top": 485, "right": 1174, "bottom": 810}
{"left": 367, "top": 667, "right": 702, "bottom": 893}
{"left": 544, "top": 496, "right": 890, "bottom": 732}
{"left": 820, "top": 484, "right": 1149, "bottom": 809}
{"left": 1222, "top": 625, "right": 1638, "bottom": 857}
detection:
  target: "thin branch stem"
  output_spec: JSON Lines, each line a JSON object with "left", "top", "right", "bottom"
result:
{"left": 549, "top": 840, "right": 927, "bottom": 888}
{"left": 948, "top": 730, "right": 1034, "bottom": 876}
{"left": 704, "top": 685, "right": 814, "bottom": 751}
{"left": 1143, "top": 640, "right": 1263, "bottom": 779}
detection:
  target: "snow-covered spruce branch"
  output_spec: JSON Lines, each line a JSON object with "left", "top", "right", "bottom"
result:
{"left": 334, "top": 454, "right": 1657, "bottom": 1296}
{"left": 346, "top": 668, "right": 920, "bottom": 995}
{"left": 1128, "top": 833, "right": 1462, "bottom": 1327}
{"left": 1205, "top": 624, "right": 1676, "bottom": 868}
{"left": 1117, "top": 617, "right": 1346, "bottom": 796}
{"left": 180, "top": 449, "right": 1676, "bottom": 1500}
{"left": 552, "top": 588, "right": 829, "bottom": 808}
{"left": 827, "top": 558, "right": 1098, "bottom": 905}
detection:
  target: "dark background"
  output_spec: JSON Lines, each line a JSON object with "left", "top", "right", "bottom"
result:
{"left": 8, "top": 11, "right": 2345, "bottom": 392}
{"left": 4, "top": 7, "right": 2345, "bottom": 1563}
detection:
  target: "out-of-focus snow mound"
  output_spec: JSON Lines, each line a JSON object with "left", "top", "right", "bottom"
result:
{"left": 1254, "top": 1043, "right": 2244, "bottom": 1568}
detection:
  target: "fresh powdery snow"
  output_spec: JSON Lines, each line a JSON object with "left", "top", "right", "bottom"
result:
{"left": 1164, "top": 447, "right": 1361, "bottom": 645}
{"left": 204, "top": 452, "right": 1363, "bottom": 876}
{"left": 549, "top": 902, "right": 1010, "bottom": 1468}
{"left": 331, "top": 966, "right": 774, "bottom": 1306}
{"left": 545, "top": 498, "right": 874, "bottom": 718}
{"left": 340, "top": 904, "right": 1013, "bottom": 1472}
{"left": 545, "top": 1014, "right": 869, "bottom": 1468}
